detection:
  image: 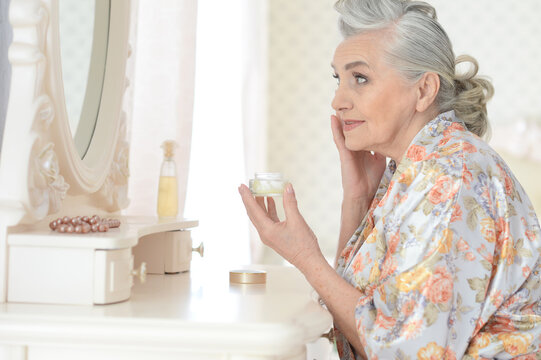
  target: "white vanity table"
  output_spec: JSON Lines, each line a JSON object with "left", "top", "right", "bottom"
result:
{"left": 0, "top": 0, "right": 333, "bottom": 358}
{"left": 0, "top": 262, "right": 332, "bottom": 360}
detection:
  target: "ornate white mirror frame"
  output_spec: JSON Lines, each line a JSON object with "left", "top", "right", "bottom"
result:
{"left": 0, "top": 0, "right": 132, "bottom": 301}
{"left": 0, "top": 0, "right": 131, "bottom": 223}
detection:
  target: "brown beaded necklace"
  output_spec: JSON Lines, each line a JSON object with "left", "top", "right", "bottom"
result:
{"left": 49, "top": 216, "right": 120, "bottom": 234}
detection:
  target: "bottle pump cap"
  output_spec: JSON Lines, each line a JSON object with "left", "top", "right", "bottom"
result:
{"left": 161, "top": 140, "right": 177, "bottom": 158}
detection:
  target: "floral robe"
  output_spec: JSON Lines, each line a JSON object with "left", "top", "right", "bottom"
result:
{"left": 335, "top": 111, "right": 541, "bottom": 359}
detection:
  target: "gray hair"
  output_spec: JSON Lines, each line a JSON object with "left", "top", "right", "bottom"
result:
{"left": 334, "top": 0, "right": 494, "bottom": 138}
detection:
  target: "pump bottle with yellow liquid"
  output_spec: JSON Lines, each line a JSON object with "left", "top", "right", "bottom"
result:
{"left": 157, "top": 140, "right": 179, "bottom": 218}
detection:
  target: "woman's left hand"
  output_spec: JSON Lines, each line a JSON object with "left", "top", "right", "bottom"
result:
{"left": 238, "top": 183, "right": 323, "bottom": 271}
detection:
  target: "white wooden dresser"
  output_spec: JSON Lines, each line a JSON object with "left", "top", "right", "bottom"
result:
{"left": 0, "top": 260, "right": 332, "bottom": 360}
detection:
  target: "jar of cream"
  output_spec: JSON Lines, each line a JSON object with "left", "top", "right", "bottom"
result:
{"left": 249, "top": 172, "right": 285, "bottom": 197}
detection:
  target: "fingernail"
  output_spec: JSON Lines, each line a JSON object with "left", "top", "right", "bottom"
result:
{"left": 286, "top": 183, "right": 294, "bottom": 194}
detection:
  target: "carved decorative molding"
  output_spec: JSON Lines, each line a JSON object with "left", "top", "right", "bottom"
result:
{"left": 36, "top": 143, "right": 69, "bottom": 213}
{"left": 0, "top": 0, "right": 68, "bottom": 223}
{"left": 34, "top": 94, "right": 55, "bottom": 130}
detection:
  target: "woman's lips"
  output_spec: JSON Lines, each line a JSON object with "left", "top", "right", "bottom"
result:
{"left": 343, "top": 119, "right": 364, "bottom": 132}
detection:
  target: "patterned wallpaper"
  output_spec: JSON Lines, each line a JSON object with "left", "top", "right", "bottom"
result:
{"left": 430, "top": 0, "right": 541, "bottom": 125}
{"left": 268, "top": 0, "right": 342, "bottom": 260}
{"left": 267, "top": 0, "right": 541, "bottom": 261}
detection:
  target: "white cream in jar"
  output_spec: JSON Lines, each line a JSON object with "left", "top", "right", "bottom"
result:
{"left": 249, "top": 172, "right": 285, "bottom": 196}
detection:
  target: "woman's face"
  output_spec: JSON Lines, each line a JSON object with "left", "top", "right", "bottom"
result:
{"left": 331, "top": 30, "right": 420, "bottom": 160}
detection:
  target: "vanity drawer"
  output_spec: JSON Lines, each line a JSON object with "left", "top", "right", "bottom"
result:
{"left": 94, "top": 248, "right": 133, "bottom": 304}
{"left": 8, "top": 246, "right": 133, "bottom": 305}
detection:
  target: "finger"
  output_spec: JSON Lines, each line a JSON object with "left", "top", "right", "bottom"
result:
{"left": 238, "top": 184, "right": 274, "bottom": 230}
{"left": 267, "top": 197, "right": 279, "bottom": 222}
{"left": 330, "top": 115, "right": 346, "bottom": 149}
{"left": 282, "top": 183, "right": 301, "bottom": 222}
{"left": 255, "top": 196, "right": 266, "bottom": 212}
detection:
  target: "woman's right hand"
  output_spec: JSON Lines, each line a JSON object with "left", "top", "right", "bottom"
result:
{"left": 330, "top": 114, "right": 386, "bottom": 203}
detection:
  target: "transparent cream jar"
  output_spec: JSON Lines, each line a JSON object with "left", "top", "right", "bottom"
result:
{"left": 249, "top": 172, "right": 286, "bottom": 197}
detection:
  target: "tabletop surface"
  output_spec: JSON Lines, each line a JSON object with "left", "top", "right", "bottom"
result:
{"left": 0, "top": 259, "right": 333, "bottom": 353}
{"left": 7, "top": 216, "right": 199, "bottom": 249}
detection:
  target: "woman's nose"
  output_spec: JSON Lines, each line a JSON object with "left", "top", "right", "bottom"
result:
{"left": 331, "top": 86, "right": 353, "bottom": 112}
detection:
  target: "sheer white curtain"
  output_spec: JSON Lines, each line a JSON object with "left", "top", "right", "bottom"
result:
{"left": 127, "top": 0, "right": 197, "bottom": 220}
{"left": 127, "top": 0, "right": 267, "bottom": 266}
{"left": 241, "top": 0, "right": 269, "bottom": 263}
{"left": 184, "top": 0, "right": 268, "bottom": 266}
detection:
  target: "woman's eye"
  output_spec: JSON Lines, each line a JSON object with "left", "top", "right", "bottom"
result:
{"left": 353, "top": 73, "right": 367, "bottom": 85}
{"left": 332, "top": 73, "right": 340, "bottom": 85}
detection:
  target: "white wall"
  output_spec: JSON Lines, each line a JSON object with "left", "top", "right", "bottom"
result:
{"left": 430, "top": 0, "right": 541, "bottom": 125}
{"left": 266, "top": 0, "right": 541, "bottom": 261}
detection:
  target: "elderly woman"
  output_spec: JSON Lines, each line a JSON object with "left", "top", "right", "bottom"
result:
{"left": 238, "top": 0, "right": 541, "bottom": 358}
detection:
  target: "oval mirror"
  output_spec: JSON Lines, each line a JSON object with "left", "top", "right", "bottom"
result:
{"left": 58, "top": 0, "right": 110, "bottom": 159}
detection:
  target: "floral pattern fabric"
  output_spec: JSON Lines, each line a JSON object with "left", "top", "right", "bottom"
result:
{"left": 335, "top": 111, "right": 541, "bottom": 359}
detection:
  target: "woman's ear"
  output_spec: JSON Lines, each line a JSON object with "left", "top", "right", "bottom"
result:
{"left": 416, "top": 72, "right": 440, "bottom": 112}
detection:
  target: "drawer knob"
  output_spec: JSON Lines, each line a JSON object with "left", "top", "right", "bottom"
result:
{"left": 132, "top": 262, "right": 147, "bottom": 283}
{"left": 192, "top": 242, "right": 204, "bottom": 257}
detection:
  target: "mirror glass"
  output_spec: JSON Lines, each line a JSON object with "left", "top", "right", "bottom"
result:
{"left": 59, "top": 0, "right": 110, "bottom": 159}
